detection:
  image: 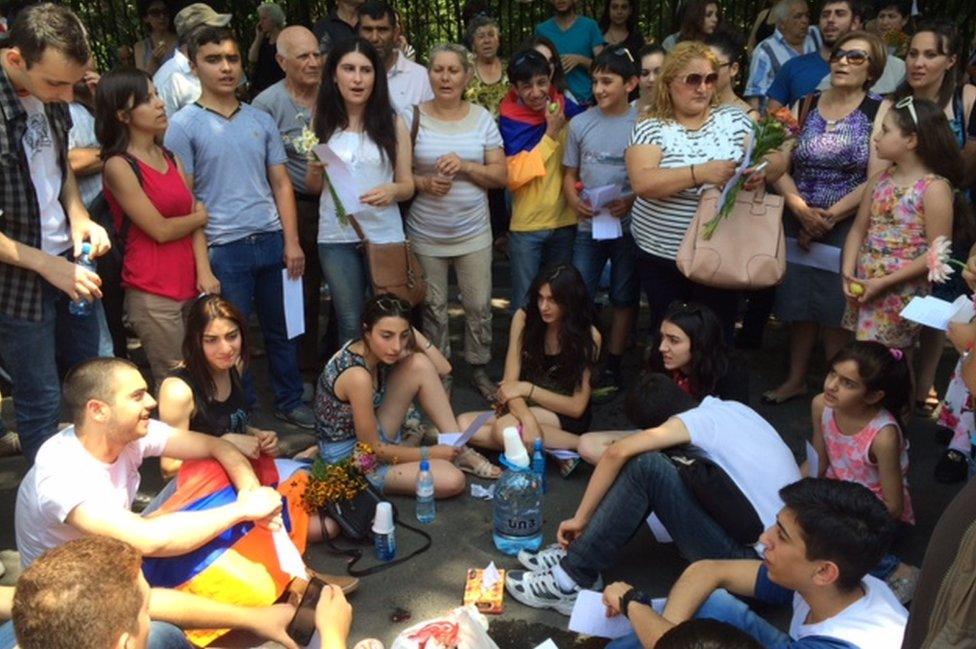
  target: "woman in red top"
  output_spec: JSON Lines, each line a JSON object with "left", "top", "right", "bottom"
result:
{"left": 96, "top": 68, "right": 217, "bottom": 388}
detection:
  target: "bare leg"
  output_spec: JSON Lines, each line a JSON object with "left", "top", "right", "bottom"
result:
{"left": 380, "top": 459, "right": 465, "bottom": 498}
{"left": 915, "top": 327, "right": 944, "bottom": 404}
{"left": 765, "top": 321, "right": 819, "bottom": 401}
{"left": 487, "top": 407, "right": 582, "bottom": 451}
{"left": 377, "top": 352, "right": 459, "bottom": 436}
{"left": 577, "top": 430, "right": 635, "bottom": 465}
{"left": 460, "top": 410, "right": 504, "bottom": 451}
{"left": 307, "top": 511, "right": 339, "bottom": 542}
{"left": 609, "top": 307, "right": 636, "bottom": 356}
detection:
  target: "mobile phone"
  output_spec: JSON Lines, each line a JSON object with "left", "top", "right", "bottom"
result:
{"left": 287, "top": 576, "right": 325, "bottom": 646}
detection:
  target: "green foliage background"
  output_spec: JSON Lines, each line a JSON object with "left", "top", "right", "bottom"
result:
{"left": 58, "top": 0, "right": 976, "bottom": 72}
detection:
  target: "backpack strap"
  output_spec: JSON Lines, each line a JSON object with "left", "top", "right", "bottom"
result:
{"left": 797, "top": 92, "right": 818, "bottom": 131}
{"left": 115, "top": 153, "right": 146, "bottom": 256}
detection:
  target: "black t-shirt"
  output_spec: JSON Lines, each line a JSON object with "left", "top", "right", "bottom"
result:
{"left": 313, "top": 12, "right": 358, "bottom": 55}
{"left": 168, "top": 367, "right": 249, "bottom": 437}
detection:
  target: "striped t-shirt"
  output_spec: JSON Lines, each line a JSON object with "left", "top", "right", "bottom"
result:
{"left": 628, "top": 105, "right": 753, "bottom": 260}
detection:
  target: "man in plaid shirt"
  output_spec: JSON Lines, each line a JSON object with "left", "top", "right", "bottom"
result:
{"left": 0, "top": 3, "right": 110, "bottom": 462}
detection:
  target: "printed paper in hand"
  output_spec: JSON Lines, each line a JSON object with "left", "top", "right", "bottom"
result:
{"left": 272, "top": 526, "right": 306, "bottom": 579}
{"left": 441, "top": 411, "right": 492, "bottom": 448}
{"left": 282, "top": 270, "right": 305, "bottom": 339}
{"left": 584, "top": 184, "right": 623, "bottom": 241}
{"left": 312, "top": 144, "right": 366, "bottom": 215}
{"left": 714, "top": 132, "right": 755, "bottom": 217}
{"left": 900, "top": 294, "right": 974, "bottom": 331}
{"left": 568, "top": 590, "right": 633, "bottom": 639}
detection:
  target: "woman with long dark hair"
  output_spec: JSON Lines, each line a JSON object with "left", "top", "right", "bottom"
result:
{"left": 661, "top": 0, "right": 722, "bottom": 51}
{"left": 524, "top": 34, "right": 577, "bottom": 102}
{"left": 306, "top": 38, "right": 414, "bottom": 345}
{"left": 460, "top": 265, "right": 601, "bottom": 476}
{"left": 599, "top": 0, "right": 645, "bottom": 62}
{"left": 96, "top": 68, "right": 213, "bottom": 389}
{"left": 577, "top": 301, "right": 748, "bottom": 464}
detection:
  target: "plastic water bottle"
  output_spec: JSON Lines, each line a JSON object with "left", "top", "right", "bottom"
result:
{"left": 372, "top": 501, "right": 396, "bottom": 561}
{"left": 532, "top": 438, "right": 547, "bottom": 494}
{"left": 415, "top": 459, "right": 435, "bottom": 524}
{"left": 68, "top": 243, "right": 95, "bottom": 317}
{"left": 493, "top": 427, "right": 543, "bottom": 555}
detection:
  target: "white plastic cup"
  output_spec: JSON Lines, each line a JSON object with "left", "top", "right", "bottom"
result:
{"left": 372, "top": 501, "right": 395, "bottom": 534}
{"left": 502, "top": 426, "right": 530, "bottom": 468}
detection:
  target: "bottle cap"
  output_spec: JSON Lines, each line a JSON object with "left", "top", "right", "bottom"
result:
{"left": 372, "top": 501, "right": 395, "bottom": 534}
{"left": 533, "top": 438, "right": 543, "bottom": 451}
{"left": 420, "top": 459, "right": 430, "bottom": 471}
{"left": 502, "top": 427, "right": 530, "bottom": 468}
{"left": 81, "top": 242, "right": 92, "bottom": 255}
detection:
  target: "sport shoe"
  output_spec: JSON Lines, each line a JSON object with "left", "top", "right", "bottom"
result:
{"left": 505, "top": 568, "right": 580, "bottom": 615}
{"left": 0, "top": 431, "right": 21, "bottom": 457}
{"left": 275, "top": 404, "right": 315, "bottom": 429}
{"left": 518, "top": 543, "right": 566, "bottom": 572}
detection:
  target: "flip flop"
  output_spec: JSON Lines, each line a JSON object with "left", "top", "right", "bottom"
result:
{"left": 455, "top": 446, "right": 502, "bottom": 479}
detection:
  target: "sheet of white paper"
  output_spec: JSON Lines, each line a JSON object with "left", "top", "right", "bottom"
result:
{"left": 805, "top": 441, "right": 819, "bottom": 478}
{"left": 568, "top": 590, "right": 633, "bottom": 639}
{"left": 272, "top": 526, "right": 306, "bottom": 579}
{"left": 451, "top": 411, "right": 493, "bottom": 448}
{"left": 282, "top": 270, "right": 305, "bottom": 340}
{"left": 438, "top": 433, "right": 462, "bottom": 446}
{"left": 312, "top": 143, "right": 366, "bottom": 215}
{"left": 646, "top": 512, "right": 673, "bottom": 543}
{"left": 713, "top": 133, "right": 754, "bottom": 217}
{"left": 533, "top": 640, "right": 559, "bottom": 649}
{"left": 482, "top": 561, "right": 501, "bottom": 589}
{"left": 545, "top": 448, "right": 580, "bottom": 460}
{"left": 583, "top": 184, "right": 621, "bottom": 209}
{"left": 949, "top": 294, "right": 975, "bottom": 323}
{"left": 591, "top": 210, "right": 623, "bottom": 240}
{"left": 785, "top": 237, "right": 842, "bottom": 272}
{"left": 471, "top": 483, "right": 495, "bottom": 500}
{"left": 900, "top": 295, "right": 959, "bottom": 331}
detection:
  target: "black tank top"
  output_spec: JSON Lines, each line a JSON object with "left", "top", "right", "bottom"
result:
{"left": 167, "top": 367, "right": 249, "bottom": 436}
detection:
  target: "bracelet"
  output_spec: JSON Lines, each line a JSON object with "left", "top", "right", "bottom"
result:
{"left": 690, "top": 164, "right": 698, "bottom": 186}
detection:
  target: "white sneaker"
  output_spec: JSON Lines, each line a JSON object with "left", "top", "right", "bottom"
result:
{"left": 505, "top": 568, "right": 580, "bottom": 615}
{"left": 518, "top": 543, "right": 566, "bottom": 572}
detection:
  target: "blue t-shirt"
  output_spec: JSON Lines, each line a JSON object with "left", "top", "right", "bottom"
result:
{"left": 535, "top": 16, "right": 604, "bottom": 105}
{"left": 164, "top": 102, "right": 288, "bottom": 246}
{"left": 766, "top": 52, "right": 829, "bottom": 108}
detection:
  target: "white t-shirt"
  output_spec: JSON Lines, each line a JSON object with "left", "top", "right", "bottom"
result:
{"left": 407, "top": 103, "right": 502, "bottom": 256}
{"left": 153, "top": 50, "right": 201, "bottom": 117}
{"left": 15, "top": 420, "right": 173, "bottom": 567}
{"left": 676, "top": 397, "right": 802, "bottom": 533}
{"left": 19, "top": 94, "right": 70, "bottom": 255}
{"left": 791, "top": 575, "right": 908, "bottom": 648}
{"left": 387, "top": 52, "right": 434, "bottom": 116}
{"left": 67, "top": 102, "right": 102, "bottom": 208}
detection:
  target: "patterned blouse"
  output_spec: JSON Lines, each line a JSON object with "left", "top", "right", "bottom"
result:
{"left": 313, "top": 341, "right": 386, "bottom": 443}
{"left": 465, "top": 62, "right": 508, "bottom": 118}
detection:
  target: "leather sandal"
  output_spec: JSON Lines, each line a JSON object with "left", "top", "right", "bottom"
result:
{"left": 455, "top": 446, "right": 502, "bottom": 479}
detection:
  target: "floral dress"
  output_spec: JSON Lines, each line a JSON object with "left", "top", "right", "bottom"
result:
{"left": 937, "top": 357, "right": 976, "bottom": 455}
{"left": 842, "top": 170, "right": 941, "bottom": 348}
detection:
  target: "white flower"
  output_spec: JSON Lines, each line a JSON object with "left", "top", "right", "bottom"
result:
{"left": 926, "top": 235, "right": 954, "bottom": 283}
{"left": 292, "top": 126, "right": 319, "bottom": 159}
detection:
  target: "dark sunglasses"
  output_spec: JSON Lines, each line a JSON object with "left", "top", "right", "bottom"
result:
{"left": 829, "top": 48, "right": 870, "bottom": 65}
{"left": 680, "top": 72, "right": 718, "bottom": 88}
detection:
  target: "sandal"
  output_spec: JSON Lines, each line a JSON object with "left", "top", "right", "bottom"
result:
{"left": 455, "top": 446, "right": 502, "bottom": 479}
{"left": 470, "top": 367, "right": 497, "bottom": 403}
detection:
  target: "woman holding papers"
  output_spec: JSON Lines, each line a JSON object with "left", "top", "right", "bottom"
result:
{"left": 306, "top": 38, "right": 415, "bottom": 346}
{"left": 762, "top": 32, "right": 887, "bottom": 405}
{"left": 408, "top": 44, "right": 508, "bottom": 403}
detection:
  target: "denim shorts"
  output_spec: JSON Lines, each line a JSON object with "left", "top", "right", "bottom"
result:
{"left": 318, "top": 426, "right": 402, "bottom": 492}
{"left": 572, "top": 231, "right": 639, "bottom": 308}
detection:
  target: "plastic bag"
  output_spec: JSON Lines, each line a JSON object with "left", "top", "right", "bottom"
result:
{"left": 390, "top": 606, "right": 499, "bottom": 649}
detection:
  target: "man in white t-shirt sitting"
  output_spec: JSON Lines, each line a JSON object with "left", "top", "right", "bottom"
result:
{"left": 14, "top": 357, "right": 285, "bottom": 568}
{"left": 506, "top": 374, "right": 802, "bottom": 614}
{"left": 601, "top": 479, "right": 907, "bottom": 649}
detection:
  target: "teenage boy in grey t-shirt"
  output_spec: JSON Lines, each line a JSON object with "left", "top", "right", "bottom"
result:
{"left": 165, "top": 26, "right": 314, "bottom": 428}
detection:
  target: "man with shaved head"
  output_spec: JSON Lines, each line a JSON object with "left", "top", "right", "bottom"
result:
{"left": 253, "top": 26, "right": 325, "bottom": 372}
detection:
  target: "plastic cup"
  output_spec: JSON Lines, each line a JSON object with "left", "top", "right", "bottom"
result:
{"left": 372, "top": 501, "right": 395, "bottom": 534}
{"left": 502, "top": 427, "right": 530, "bottom": 468}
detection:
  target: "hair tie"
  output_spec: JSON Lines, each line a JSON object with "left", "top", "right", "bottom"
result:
{"left": 889, "top": 348, "right": 904, "bottom": 361}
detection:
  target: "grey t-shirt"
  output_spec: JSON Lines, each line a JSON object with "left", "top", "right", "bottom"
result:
{"left": 252, "top": 80, "right": 313, "bottom": 195}
{"left": 563, "top": 105, "right": 637, "bottom": 233}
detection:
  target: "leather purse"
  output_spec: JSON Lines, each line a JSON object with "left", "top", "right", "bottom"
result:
{"left": 675, "top": 186, "right": 786, "bottom": 290}
{"left": 347, "top": 215, "right": 427, "bottom": 307}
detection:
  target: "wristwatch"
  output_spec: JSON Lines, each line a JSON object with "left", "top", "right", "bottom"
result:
{"left": 619, "top": 587, "right": 647, "bottom": 620}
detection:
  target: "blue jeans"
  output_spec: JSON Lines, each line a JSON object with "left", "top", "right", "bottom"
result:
{"left": 508, "top": 226, "right": 575, "bottom": 310}
{"left": 572, "top": 230, "right": 639, "bottom": 307}
{"left": 560, "top": 452, "right": 757, "bottom": 588}
{"left": 0, "top": 620, "right": 189, "bottom": 649}
{"left": 318, "top": 242, "right": 368, "bottom": 346}
{"left": 0, "top": 277, "right": 99, "bottom": 462}
{"left": 209, "top": 231, "right": 302, "bottom": 413}
{"left": 607, "top": 590, "right": 790, "bottom": 649}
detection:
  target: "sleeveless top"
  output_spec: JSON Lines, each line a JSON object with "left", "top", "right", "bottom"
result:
{"left": 821, "top": 405, "right": 915, "bottom": 524}
{"left": 167, "top": 367, "right": 249, "bottom": 437}
{"left": 521, "top": 350, "right": 592, "bottom": 424}
{"left": 103, "top": 152, "right": 197, "bottom": 301}
{"left": 313, "top": 341, "right": 388, "bottom": 444}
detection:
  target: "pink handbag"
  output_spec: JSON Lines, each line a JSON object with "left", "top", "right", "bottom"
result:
{"left": 675, "top": 186, "right": 786, "bottom": 289}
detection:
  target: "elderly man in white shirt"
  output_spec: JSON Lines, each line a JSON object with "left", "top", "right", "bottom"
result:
{"left": 357, "top": 0, "right": 432, "bottom": 115}
{"left": 745, "top": 0, "right": 822, "bottom": 111}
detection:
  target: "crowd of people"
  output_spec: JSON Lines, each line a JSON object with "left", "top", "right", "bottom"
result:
{"left": 1, "top": 0, "right": 976, "bottom": 647}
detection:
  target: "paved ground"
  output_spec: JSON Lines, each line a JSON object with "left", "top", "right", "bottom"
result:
{"left": 0, "top": 261, "right": 966, "bottom": 647}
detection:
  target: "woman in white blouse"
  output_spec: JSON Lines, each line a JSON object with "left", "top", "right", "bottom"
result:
{"left": 409, "top": 44, "right": 508, "bottom": 400}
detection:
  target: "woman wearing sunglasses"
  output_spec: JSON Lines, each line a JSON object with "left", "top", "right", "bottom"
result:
{"left": 880, "top": 20, "right": 976, "bottom": 417}
{"left": 304, "top": 294, "right": 500, "bottom": 495}
{"left": 763, "top": 31, "right": 887, "bottom": 405}
{"left": 626, "top": 41, "right": 784, "bottom": 338}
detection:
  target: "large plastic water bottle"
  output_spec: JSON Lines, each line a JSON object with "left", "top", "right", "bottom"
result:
{"left": 493, "top": 427, "right": 543, "bottom": 555}
{"left": 372, "top": 501, "right": 396, "bottom": 561}
{"left": 532, "top": 437, "right": 547, "bottom": 494}
{"left": 68, "top": 243, "right": 95, "bottom": 317}
{"left": 415, "top": 459, "right": 435, "bottom": 524}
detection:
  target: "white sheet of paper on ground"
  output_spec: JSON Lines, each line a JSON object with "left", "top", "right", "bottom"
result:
{"left": 568, "top": 590, "right": 633, "bottom": 639}
{"left": 272, "top": 526, "right": 306, "bottom": 579}
{"left": 900, "top": 294, "right": 974, "bottom": 331}
{"left": 282, "top": 270, "right": 305, "bottom": 339}
{"left": 533, "top": 640, "right": 559, "bottom": 649}
{"left": 545, "top": 448, "right": 580, "bottom": 460}
{"left": 470, "top": 483, "right": 495, "bottom": 500}
{"left": 645, "top": 512, "right": 673, "bottom": 543}
{"left": 785, "top": 237, "right": 842, "bottom": 272}
{"left": 482, "top": 561, "right": 501, "bottom": 589}
{"left": 591, "top": 211, "right": 623, "bottom": 240}
{"left": 312, "top": 143, "right": 366, "bottom": 215}
{"left": 805, "top": 441, "right": 819, "bottom": 478}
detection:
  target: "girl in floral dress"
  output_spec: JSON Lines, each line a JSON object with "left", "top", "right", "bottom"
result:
{"left": 842, "top": 97, "right": 961, "bottom": 352}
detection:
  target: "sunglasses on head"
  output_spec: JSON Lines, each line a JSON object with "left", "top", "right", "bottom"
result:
{"left": 829, "top": 48, "right": 870, "bottom": 65}
{"left": 611, "top": 46, "right": 635, "bottom": 63}
{"left": 679, "top": 72, "right": 718, "bottom": 88}
{"left": 376, "top": 296, "right": 410, "bottom": 312}
{"left": 894, "top": 95, "right": 918, "bottom": 125}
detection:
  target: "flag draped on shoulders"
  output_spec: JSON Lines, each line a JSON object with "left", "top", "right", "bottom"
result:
{"left": 499, "top": 86, "right": 584, "bottom": 156}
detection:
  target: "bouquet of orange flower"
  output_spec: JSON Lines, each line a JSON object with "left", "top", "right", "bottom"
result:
{"left": 302, "top": 442, "right": 379, "bottom": 512}
{"left": 701, "top": 107, "right": 799, "bottom": 240}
